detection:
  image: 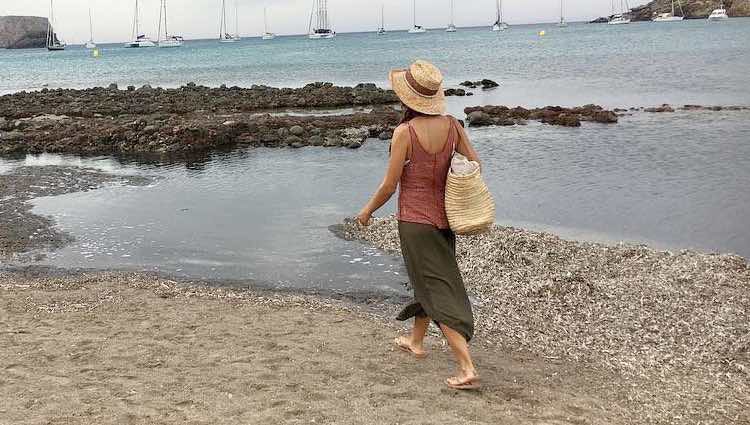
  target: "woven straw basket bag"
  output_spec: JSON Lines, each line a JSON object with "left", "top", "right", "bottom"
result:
{"left": 445, "top": 167, "right": 496, "bottom": 235}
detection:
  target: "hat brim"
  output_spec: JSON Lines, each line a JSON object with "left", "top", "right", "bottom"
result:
{"left": 389, "top": 69, "right": 446, "bottom": 116}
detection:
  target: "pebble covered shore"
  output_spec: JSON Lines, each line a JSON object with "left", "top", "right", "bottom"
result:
{"left": 341, "top": 216, "right": 750, "bottom": 423}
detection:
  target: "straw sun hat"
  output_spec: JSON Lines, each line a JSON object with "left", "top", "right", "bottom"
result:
{"left": 389, "top": 60, "right": 446, "bottom": 115}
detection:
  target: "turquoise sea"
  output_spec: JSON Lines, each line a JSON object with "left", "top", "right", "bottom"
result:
{"left": 2, "top": 19, "right": 750, "bottom": 107}
{"left": 1, "top": 20, "right": 749, "bottom": 291}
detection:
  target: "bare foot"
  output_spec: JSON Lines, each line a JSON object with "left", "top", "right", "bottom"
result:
{"left": 394, "top": 336, "right": 428, "bottom": 359}
{"left": 446, "top": 369, "right": 481, "bottom": 390}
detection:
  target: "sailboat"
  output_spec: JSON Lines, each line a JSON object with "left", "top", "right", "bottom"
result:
{"left": 558, "top": 0, "right": 568, "bottom": 27}
{"left": 125, "top": 0, "right": 156, "bottom": 47}
{"left": 309, "top": 0, "right": 336, "bottom": 39}
{"left": 653, "top": 0, "right": 684, "bottom": 21}
{"left": 446, "top": 0, "right": 457, "bottom": 32}
{"left": 708, "top": 2, "right": 729, "bottom": 21}
{"left": 157, "top": 0, "right": 183, "bottom": 47}
{"left": 262, "top": 7, "right": 276, "bottom": 40}
{"left": 492, "top": 0, "right": 509, "bottom": 31}
{"left": 219, "top": 0, "right": 240, "bottom": 43}
{"left": 377, "top": 4, "right": 386, "bottom": 35}
{"left": 608, "top": 0, "right": 631, "bottom": 25}
{"left": 408, "top": 0, "right": 427, "bottom": 33}
{"left": 85, "top": 8, "right": 96, "bottom": 49}
{"left": 46, "top": 0, "right": 66, "bottom": 51}
{"left": 307, "top": 0, "right": 336, "bottom": 40}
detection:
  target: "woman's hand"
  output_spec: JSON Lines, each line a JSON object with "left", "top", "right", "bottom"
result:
{"left": 356, "top": 209, "right": 372, "bottom": 226}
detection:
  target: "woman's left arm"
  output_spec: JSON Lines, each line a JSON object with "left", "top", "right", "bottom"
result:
{"left": 356, "top": 125, "right": 410, "bottom": 225}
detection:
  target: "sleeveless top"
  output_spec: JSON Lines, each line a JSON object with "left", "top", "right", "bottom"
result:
{"left": 397, "top": 116, "right": 458, "bottom": 229}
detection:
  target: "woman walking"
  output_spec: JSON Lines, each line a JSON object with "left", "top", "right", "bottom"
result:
{"left": 357, "top": 60, "right": 481, "bottom": 390}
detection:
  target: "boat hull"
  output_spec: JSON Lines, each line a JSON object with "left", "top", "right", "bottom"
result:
{"left": 85, "top": 42, "right": 96, "bottom": 49}
{"left": 608, "top": 18, "right": 631, "bottom": 25}
{"left": 492, "top": 23, "right": 508, "bottom": 31}
{"left": 262, "top": 33, "right": 276, "bottom": 40}
{"left": 158, "top": 40, "right": 183, "bottom": 48}
{"left": 653, "top": 16, "right": 684, "bottom": 22}
{"left": 308, "top": 33, "right": 335, "bottom": 39}
{"left": 47, "top": 45, "right": 65, "bottom": 51}
{"left": 708, "top": 10, "right": 729, "bottom": 21}
{"left": 408, "top": 27, "right": 427, "bottom": 34}
{"left": 446, "top": 25, "right": 457, "bottom": 32}
{"left": 125, "top": 40, "right": 156, "bottom": 48}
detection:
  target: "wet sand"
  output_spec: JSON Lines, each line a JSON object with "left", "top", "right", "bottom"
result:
{"left": 1, "top": 270, "right": 620, "bottom": 425}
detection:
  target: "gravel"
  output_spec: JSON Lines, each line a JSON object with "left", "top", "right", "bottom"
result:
{"left": 341, "top": 216, "right": 750, "bottom": 424}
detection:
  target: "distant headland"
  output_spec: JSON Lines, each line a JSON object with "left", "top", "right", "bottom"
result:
{"left": 592, "top": 0, "right": 750, "bottom": 22}
{"left": 0, "top": 16, "right": 50, "bottom": 49}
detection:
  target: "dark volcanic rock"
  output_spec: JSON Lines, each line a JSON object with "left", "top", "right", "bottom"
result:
{"left": 644, "top": 104, "right": 675, "bottom": 113}
{"left": 444, "top": 88, "right": 467, "bottom": 97}
{"left": 459, "top": 79, "right": 500, "bottom": 90}
{"left": 0, "top": 83, "right": 398, "bottom": 120}
{"left": 464, "top": 104, "right": 619, "bottom": 128}
{"left": 0, "top": 84, "right": 402, "bottom": 156}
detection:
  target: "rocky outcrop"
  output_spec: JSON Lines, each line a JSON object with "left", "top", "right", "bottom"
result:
{"left": 596, "top": 0, "right": 750, "bottom": 21}
{"left": 0, "top": 82, "right": 399, "bottom": 120}
{"left": 0, "top": 16, "right": 50, "bottom": 49}
{"left": 464, "top": 105, "right": 619, "bottom": 128}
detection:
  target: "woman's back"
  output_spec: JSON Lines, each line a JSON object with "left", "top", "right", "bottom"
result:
{"left": 397, "top": 115, "right": 459, "bottom": 229}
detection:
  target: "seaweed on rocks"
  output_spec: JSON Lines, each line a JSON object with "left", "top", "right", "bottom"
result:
{"left": 464, "top": 104, "right": 619, "bottom": 127}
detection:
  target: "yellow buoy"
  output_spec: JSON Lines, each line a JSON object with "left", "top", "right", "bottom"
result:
{"left": 92, "top": 48, "right": 101, "bottom": 58}
{"left": 538, "top": 30, "right": 546, "bottom": 37}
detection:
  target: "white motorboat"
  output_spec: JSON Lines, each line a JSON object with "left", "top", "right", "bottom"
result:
{"left": 309, "top": 0, "right": 335, "bottom": 39}
{"left": 409, "top": 0, "right": 427, "bottom": 34}
{"left": 157, "top": 0, "right": 183, "bottom": 48}
{"left": 446, "top": 0, "right": 457, "bottom": 32}
{"left": 262, "top": 8, "right": 276, "bottom": 40}
{"left": 491, "top": 0, "right": 509, "bottom": 31}
{"left": 125, "top": 0, "right": 155, "bottom": 47}
{"left": 219, "top": 0, "right": 241, "bottom": 43}
{"left": 85, "top": 8, "right": 96, "bottom": 49}
{"left": 708, "top": 3, "right": 729, "bottom": 21}
{"left": 46, "top": 0, "right": 66, "bottom": 51}
{"left": 653, "top": 1, "right": 684, "bottom": 22}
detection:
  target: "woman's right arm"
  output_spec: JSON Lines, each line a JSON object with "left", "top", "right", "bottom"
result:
{"left": 455, "top": 121, "right": 481, "bottom": 166}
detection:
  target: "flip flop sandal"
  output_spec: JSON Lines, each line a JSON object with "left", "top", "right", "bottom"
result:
{"left": 394, "top": 337, "right": 428, "bottom": 359}
{"left": 446, "top": 376, "right": 481, "bottom": 391}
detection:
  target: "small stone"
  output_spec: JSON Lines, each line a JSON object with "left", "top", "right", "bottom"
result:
{"left": 277, "top": 128, "right": 290, "bottom": 138}
{"left": 378, "top": 131, "right": 393, "bottom": 141}
{"left": 285, "top": 135, "right": 304, "bottom": 146}
{"left": 289, "top": 125, "right": 305, "bottom": 136}
{"left": 108, "top": 83, "right": 118, "bottom": 90}
{"left": 347, "top": 141, "right": 363, "bottom": 149}
{"left": 308, "top": 135, "right": 325, "bottom": 146}
{"left": 127, "top": 85, "right": 136, "bottom": 91}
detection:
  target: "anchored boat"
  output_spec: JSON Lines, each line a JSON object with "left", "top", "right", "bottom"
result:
{"left": 219, "top": 0, "right": 240, "bottom": 43}
{"left": 125, "top": 0, "right": 155, "bottom": 47}
{"left": 653, "top": 0, "right": 684, "bottom": 22}
{"left": 309, "top": 0, "right": 335, "bottom": 39}
{"left": 47, "top": 0, "right": 66, "bottom": 51}
{"left": 409, "top": 0, "right": 427, "bottom": 33}
{"left": 262, "top": 7, "right": 276, "bottom": 40}
{"left": 446, "top": 0, "right": 457, "bottom": 32}
{"left": 492, "top": 0, "right": 509, "bottom": 31}
{"left": 157, "top": 0, "right": 183, "bottom": 48}
{"left": 708, "top": 2, "right": 729, "bottom": 21}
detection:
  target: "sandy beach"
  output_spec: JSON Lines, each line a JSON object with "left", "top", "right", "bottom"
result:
{"left": 2, "top": 269, "right": 622, "bottom": 425}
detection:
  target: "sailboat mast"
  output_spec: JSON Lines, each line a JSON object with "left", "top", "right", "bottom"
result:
{"left": 220, "top": 0, "right": 226, "bottom": 37}
{"left": 165, "top": 0, "right": 169, "bottom": 37}
{"left": 88, "top": 8, "right": 93, "bottom": 42}
{"left": 235, "top": 0, "right": 239, "bottom": 37}
{"left": 47, "top": 0, "right": 52, "bottom": 47}
{"left": 413, "top": 0, "right": 416, "bottom": 27}
{"left": 381, "top": 4, "right": 384, "bottom": 29}
{"left": 264, "top": 7, "right": 268, "bottom": 33}
{"left": 450, "top": 0, "right": 454, "bottom": 26}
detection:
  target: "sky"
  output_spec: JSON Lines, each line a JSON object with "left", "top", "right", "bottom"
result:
{"left": 1, "top": 0, "right": 639, "bottom": 44}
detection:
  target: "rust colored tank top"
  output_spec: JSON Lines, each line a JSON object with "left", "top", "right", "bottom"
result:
{"left": 397, "top": 117, "right": 458, "bottom": 230}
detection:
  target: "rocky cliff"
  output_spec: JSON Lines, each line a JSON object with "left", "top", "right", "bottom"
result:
{"left": 630, "top": 0, "right": 750, "bottom": 21}
{"left": 0, "top": 16, "right": 50, "bottom": 49}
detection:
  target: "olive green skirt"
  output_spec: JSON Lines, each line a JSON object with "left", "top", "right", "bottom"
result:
{"left": 396, "top": 221, "right": 475, "bottom": 342}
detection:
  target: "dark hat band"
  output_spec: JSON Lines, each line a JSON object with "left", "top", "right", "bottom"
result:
{"left": 405, "top": 69, "right": 440, "bottom": 97}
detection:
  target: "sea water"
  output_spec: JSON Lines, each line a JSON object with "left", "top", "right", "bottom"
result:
{"left": 1, "top": 20, "right": 749, "bottom": 291}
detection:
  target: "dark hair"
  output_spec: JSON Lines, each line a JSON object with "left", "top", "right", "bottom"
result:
{"left": 399, "top": 103, "right": 428, "bottom": 125}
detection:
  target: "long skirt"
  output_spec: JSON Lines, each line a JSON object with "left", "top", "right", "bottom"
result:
{"left": 396, "top": 221, "right": 475, "bottom": 342}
